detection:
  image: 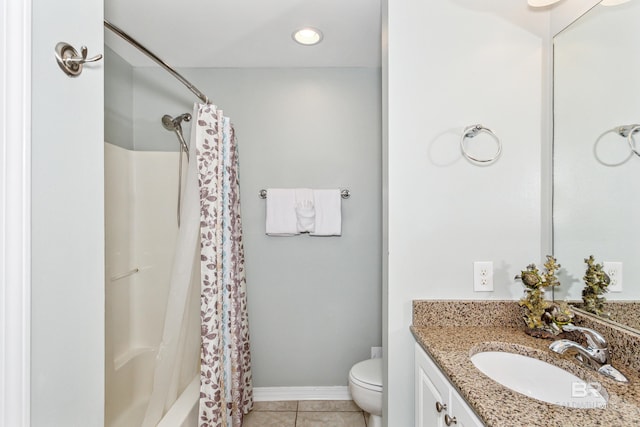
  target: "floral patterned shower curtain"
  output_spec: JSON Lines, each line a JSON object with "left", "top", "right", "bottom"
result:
{"left": 195, "top": 103, "right": 253, "bottom": 427}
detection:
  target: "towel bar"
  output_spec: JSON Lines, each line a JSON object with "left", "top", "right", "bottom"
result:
{"left": 110, "top": 267, "right": 140, "bottom": 282}
{"left": 259, "top": 189, "right": 350, "bottom": 199}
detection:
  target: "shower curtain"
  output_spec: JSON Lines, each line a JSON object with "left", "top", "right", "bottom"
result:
{"left": 142, "top": 103, "right": 253, "bottom": 427}
{"left": 196, "top": 103, "right": 253, "bottom": 426}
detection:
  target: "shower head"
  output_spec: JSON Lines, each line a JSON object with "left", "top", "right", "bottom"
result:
{"left": 161, "top": 112, "right": 192, "bottom": 159}
{"left": 161, "top": 112, "right": 192, "bottom": 131}
{"left": 161, "top": 114, "right": 176, "bottom": 131}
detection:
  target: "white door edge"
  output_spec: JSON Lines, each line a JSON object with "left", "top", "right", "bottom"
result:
{"left": 0, "top": 0, "right": 32, "bottom": 425}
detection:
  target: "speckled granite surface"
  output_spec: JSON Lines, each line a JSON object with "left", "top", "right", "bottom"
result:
{"left": 412, "top": 300, "right": 524, "bottom": 328}
{"left": 412, "top": 300, "right": 640, "bottom": 427}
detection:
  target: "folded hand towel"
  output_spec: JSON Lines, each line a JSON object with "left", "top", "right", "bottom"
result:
{"left": 295, "top": 188, "right": 315, "bottom": 233}
{"left": 310, "top": 189, "right": 342, "bottom": 236}
{"left": 265, "top": 188, "right": 298, "bottom": 236}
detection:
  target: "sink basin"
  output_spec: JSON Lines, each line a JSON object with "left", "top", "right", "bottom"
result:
{"left": 471, "top": 351, "right": 608, "bottom": 408}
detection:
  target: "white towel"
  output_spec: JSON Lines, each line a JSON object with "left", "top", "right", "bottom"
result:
{"left": 310, "top": 189, "right": 342, "bottom": 236}
{"left": 265, "top": 188, "right": 298, "bottom": 236}
{"left": 294, "top": 188, "right": 315, "bottom": 233}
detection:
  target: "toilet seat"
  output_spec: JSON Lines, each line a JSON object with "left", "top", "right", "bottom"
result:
{"left": 349, "top": 358, "right": 382, "bottom": 393}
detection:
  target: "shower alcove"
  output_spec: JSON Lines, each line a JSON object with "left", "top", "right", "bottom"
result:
{"left": 104, "top": 46, "right": 200, "bottom": 426}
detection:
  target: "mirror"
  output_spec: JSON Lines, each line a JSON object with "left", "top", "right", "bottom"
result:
{"left": 553, "top": 0, "right": 640, "bottom": 332}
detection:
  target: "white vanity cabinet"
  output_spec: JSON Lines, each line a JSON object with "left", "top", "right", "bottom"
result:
{"left": 415, "top": 343, "right": 484, "bottom": 427}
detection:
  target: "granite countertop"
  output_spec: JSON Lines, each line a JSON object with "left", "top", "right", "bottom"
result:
{"left": 411, "top": 301, "right": 640, "bottom": 427}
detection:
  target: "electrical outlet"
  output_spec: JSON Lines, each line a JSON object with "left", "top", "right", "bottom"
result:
{"left": 603, "top": 262, "right": 623, "bottom": 292}
{"left": 371, "top": 347, "right": 383, "bottom": 359}
{"left": 474, "top": 261, "right": 493, "bottom": 292}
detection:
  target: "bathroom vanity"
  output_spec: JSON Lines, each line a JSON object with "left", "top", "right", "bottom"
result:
{"left": 412, "top": 300, "right": 640, "bottom": 426}
{"left": 415, "top": 343, "right": 482, "bottom": 426}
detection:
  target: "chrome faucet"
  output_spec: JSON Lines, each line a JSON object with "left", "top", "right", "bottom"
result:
{"left": 549, "top": 324, "right": 628, "bottom": 383}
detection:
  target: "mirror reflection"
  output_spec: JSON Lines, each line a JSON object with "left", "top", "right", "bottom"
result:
{"left": 553, "top": 0, "right": 640, "bottom": 330}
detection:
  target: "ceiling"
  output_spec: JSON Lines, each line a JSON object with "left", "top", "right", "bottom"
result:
{"left": 104, "top": 0, "right": 382, "bottom": 69}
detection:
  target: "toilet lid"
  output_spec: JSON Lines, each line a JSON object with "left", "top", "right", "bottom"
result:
{"left": 350, "top": 358, "right": 382, "bottom": 390}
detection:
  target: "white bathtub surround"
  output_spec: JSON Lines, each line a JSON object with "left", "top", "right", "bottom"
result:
{"left": 156, "top": 375, "right": 200, "bottom": 427}
{"left": 105, "top": 143, "right": 201, "bottom": 427}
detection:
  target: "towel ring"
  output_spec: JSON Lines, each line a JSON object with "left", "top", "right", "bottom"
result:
{"left": 460, "top": 124, "right": 502, "bottom": 164}
{"left": 626, "top": 125, "right": 640, "bottom": 158}
{"left": 593, "top": 126, "right": 636, "bottom": 166}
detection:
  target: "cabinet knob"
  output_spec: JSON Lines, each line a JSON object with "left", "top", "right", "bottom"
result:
{"left": 435, "top": 401, "right": 447, "bottom": 413}
{"left": 445, "top": 414, "right": 458, "bottom": 425}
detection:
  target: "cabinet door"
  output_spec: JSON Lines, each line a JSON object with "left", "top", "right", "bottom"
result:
{"left": 415, "top": 343, "right": 485, "bottom": 427}
{"left": 415, "top": 343, "right": 449, "bottom": 427}
{"left": 449, "top": 390, "right": 484, "bottom": 427}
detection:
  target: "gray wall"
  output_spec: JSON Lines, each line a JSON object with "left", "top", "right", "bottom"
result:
{"left": 106, "top": 64, "right": 382, "bottom": 387}
{"left": 104, "top": 47, "right": 133, "bottom": 149}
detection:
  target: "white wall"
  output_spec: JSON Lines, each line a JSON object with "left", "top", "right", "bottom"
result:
{"left": 30, "top": 0, "right": 104, "bottom": 425}
{"left": 105, "top": 66, "right": 383, "bottom": 387}
{"left": 385, "top": 1, "right": 547, "bottom": 425}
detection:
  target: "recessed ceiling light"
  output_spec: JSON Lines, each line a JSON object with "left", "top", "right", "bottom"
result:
{"left": 292, "top": 27, "right": 323, "bottom": 46}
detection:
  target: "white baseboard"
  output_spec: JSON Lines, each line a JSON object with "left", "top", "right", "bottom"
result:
{"left": 253, "top": 386, "right": 352, "bottom": 402}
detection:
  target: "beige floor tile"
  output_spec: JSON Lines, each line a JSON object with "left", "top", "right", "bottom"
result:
{"left": 252, "top": 400, "right": 298, "bottom": 411}
{"left": 297, "top": 400, "right": 361, "bottom": 412}
{"left": 243, "top": 410, "right": 296, "bottom": 427}
{"left": 295, "top": 411, "right": 366, "bottom": 427}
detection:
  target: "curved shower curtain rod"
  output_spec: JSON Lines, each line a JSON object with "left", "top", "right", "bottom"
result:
{"left": 104, "top": 20, "right": 211, "bottom": 105}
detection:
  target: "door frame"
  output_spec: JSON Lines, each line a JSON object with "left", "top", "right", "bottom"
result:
{"left": 1, "top": 0, "right": 32, "bottom": 425}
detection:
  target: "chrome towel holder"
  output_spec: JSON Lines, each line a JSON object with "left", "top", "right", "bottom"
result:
{"left": 594, "top": 124, "right": 640, "bottom": 166}
{"left": 259, "top": 189, "right": 351, "bottom": 199}
{"left": 622, "top": 124, "right": 640, "bottom": 157}
{"left": 460, "top": 124, "right": 502, "bottom": 164}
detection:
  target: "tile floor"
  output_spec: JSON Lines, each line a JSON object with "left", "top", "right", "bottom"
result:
{"left": 243, "top": 400, "right": 369, "bottom": 427}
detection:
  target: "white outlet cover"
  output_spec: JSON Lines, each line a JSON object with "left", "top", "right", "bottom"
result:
{"left": 603, "top": 262, "right": 623, "bottom": 292}
{"left": 474, "top": 261, "right": 494, "bottom": 292}
{"left": 371, "top": 347, "right": 383, "bottom": 359}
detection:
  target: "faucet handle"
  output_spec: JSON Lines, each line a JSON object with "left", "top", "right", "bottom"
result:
{"left": 562, "top": 324, "right": 607, "bottom": 349}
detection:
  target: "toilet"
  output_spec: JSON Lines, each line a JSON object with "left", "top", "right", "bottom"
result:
{"left": 349, "top": 358, "right": 383, "bottom": 427}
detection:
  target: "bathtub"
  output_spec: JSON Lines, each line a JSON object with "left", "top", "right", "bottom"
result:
{"left": 157, "top": 375, "right": 199, "bottom": 427}
{"left": 108, "top": 371, "right": 198, "bottom": 427}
